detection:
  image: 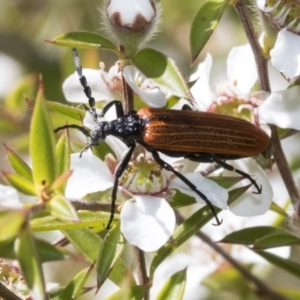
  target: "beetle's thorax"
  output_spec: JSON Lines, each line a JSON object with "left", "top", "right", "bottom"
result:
{"left": 106, "top": 113, "right": 145, "bottom": 146}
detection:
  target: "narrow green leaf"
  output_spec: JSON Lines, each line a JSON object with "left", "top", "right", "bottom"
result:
{"left": 0, "top": 238, "right": 73, "bottom": 262}
{"left": 254, "top": 233, "right": 300, "bottom": 250}
{"left": 97, "top": 223, "right": 126, "bottom": 289}
{"left": 209, "top": 176, "right": 244, "bottom": 189}
{"left": 220, "top": 226, "right": 300, "bottom": 249}
{"left": 14, "top": 222, "right": 46, "bottom": 299}
{"left": 55, "top": 133, "right": 70, "bottom": 179}
{"left": 4, "top": 73, "right": 38, "bottom": 117}
{"left": 255, "top": 250, "right": 300, "bottom": 278}
{"left": 47, "top": 101, "right": 85, "bottom": 121}
{"left": 157, "top": 269, "right": 187, "bottom": 300}
{"left": 107, "top": 286, "right": 148, "bottom": 300}
{"left": 46, "top": 31, "right": 117, "bottom": 51}
{"left": 277, "top": 288, "right": 300, "bottom": 300}
{"left": 150, "top": 185, "right": 250, "bottom": 278}
{"left": 270, "top": 201, "right": 288, "bottom": 217}
{"left": 57, "top": 264, "right": 94, "bottom": 300}
{"left": 132, "top": 48, "right": 192, "bottom": 100}
{"left": 4, "top": 144, "right": 33, "bottom": 182}
{"left": 64, "top": 228, "right": 135, "bottom": 287}
{"left": 30, "top": 211, "right": 110, "bottom": 231}
{"left": 0, "top": 210, "right": 27, "bottom": 242}
{"left": 30, "top": 84, "right": 56, "bottom": 193}
{"left": 47, "top": 195, "right": 79, "bottom": 222}
{"left": 190, "top": 0, "right": 230, "bottom": 63}
{"left": 2, "top": 172, "right": 36, "bottom": 196}
{"left": 202, "top": 264, "right": 252, "bottom": 296}
{"left": 35, "top": 239, "right": 74, "bottom": 262}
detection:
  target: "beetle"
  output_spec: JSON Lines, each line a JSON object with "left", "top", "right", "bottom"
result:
{"left": 55, "top": 48, "right": 270, "bottom": 229}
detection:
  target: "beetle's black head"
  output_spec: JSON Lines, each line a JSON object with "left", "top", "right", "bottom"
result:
{"left": 89, "top": 121, "right": 108, "bottom": 144}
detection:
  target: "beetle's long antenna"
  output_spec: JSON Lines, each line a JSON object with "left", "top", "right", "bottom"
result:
{"left": 71, "top": 48, "right": 98, "bottom": 122}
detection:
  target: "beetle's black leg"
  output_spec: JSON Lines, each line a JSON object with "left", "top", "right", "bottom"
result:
{"left": 105, "top": 143, "right": 136, "bottom": 229}
{"left": 151, "top": 151, "right": 222, "bottom": 226}
{"left": 100, "top": 100, "right": 125, "bottom": 118}
{"left": 54, "top": 124, "right": 91, "bottom": 137}
{"left": 211, "top": 155, "right": 262, "bottom": 194}
{"left": 54, "top": 124, "right": 94, "bottom": 156}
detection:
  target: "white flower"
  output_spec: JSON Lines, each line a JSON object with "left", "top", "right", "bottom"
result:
{"left": 256, "top": 0, "right": 300, "bottom": 79}
{"left": 63, "top": 63, "right": 167, "bottom": 108}
{"left": 269, "top": 28, "right": 300, "bottom": 80}
{"left": 0, "top": 184, "right": 35, "bottom": 208}
{"left": 187, "top": 46, "right": 287, "bottom": 216}
{"left": 0, "top": 184, "right": 22, "bottom": 208}
{"left": 65, "top": 141, "right": 228, "bottom": 252}
{"left": 63, "top": 64, "right": 123, "bottom": 104}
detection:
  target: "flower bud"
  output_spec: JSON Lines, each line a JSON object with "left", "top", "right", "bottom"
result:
{"left": 101, "top": 0, "right": 162, "bottom": 57}
{"left": 256, "top": 0, "right": 300, "bottom": 79}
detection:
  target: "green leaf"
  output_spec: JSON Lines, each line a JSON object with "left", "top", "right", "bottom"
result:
{"left": 255, "top": 250, "right": 300, "bottom": 278}
{"left": 220, "top": 226, "right": 300, "bottom": 249}
{"left": 30, "top": 84, "right": 56, "bottom": 193}
{"left": 4, "top": 144, "right": 33, "bottom": 182}
{"left": 47, "top": 195, "right": 79, "bottom": 222}
{"left": 57, "top": 264, "right": 94, "bottom": 300}
{"left": 46, "top": 31, "right": 117, "bottom": 51}
{"left": 47, "top": 101, "right": 85, "bottom": 121}
{"left": 0, "top": 238, "right": 73, "bottom": 262}
{"left": 209, "top": 176, "right": 244, "bottom": 189}
{"left": 190, "top": 0, "right": 230, "bottom": 63}
{"left": 97, "top": 223, "right": 126, "bottom": 289}
{"left": 31, "top": 211, "right": 111, "bottom": 231}
{"left": 2, "top": 172, "right": 36, "bottom": 196}
{"left": 14, "top": 221, "right": 46, "bottom": 299}
{"left": 55, "top": 132, "right": 70, "bottom": 179}
{"left": 0, "top": 210, "right": 27, "bottom": 242}
{"left": 132, "top": 48, "right": 192, "bottom": 100}
{"left": 270, "top": 201, "right": 288, "bottom": 217}
{"left": 36, "top": 239, "right": 74, "bottom": 262}
{"left": 4, "top": 73, "right": 38, "bottom": 117}
{"left": 64, "top": 228, "right": 135, "bottom": 287}
{"left": 157, "top": 269, "right": 186, "bottom": 300}
{"left": 202, "top": 264, "right": 252, "bottom": 296}
{"left": 150, "top": 185, "right": 249, "bottom": 278}
{"left": 107, "top": 286, "right": 148, "bottom": 300}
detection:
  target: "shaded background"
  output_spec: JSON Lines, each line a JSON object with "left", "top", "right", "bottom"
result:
{"left": 1, "top": 0, "right": 299, "bottom": 299}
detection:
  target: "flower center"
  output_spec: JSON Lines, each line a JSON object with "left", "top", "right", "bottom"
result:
{"left": 120, "top": 156, "right": 170, "bottom": 194}
{"left": 263, "top": 0, "right": 300, "bottom": 34}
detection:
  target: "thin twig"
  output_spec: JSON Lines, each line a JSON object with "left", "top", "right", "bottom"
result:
{"left": 132, "top": 246, "right": 149, "bottom": 300}
{"left": 69, "top": 199, "right": 112, "bottom": 212}
{"left": 175, "top": 212, "right": 287, "bottom": 300}
{"left": 234, "top": 0, "right": 299, "bottom": 205}
{"left": 0, "top": 282, "right": 23, "bottom": 300}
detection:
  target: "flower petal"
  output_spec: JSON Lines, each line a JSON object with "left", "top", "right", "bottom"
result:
{"left": 123, "top": 66, "right": 167, "bottom": 107}
{"left": 120, "top": 195, "right": 175, "bottom": 252}
{"left": 223, "top": 158, "right": 273, "bottom": 216}
{"left": 190, "top": 53, "right": 215, "bottom": 110}
{"left": 256, "top": 0, "right": 279, "bottom": 13}
{"left": 0, "top": 184, "right": 22, "bottom": 208}
{"left": 258, "top": 86, "right": 300, "bottom": 130}
{"left": 65, "top": 150, "right": 114, "bottom": 198}
{"left": 270, "top": 28, "right": 300, "bottom": 79}
{"left": 63, "top": 69, "right": 120, "bottom": 103}
{"left": 169, "top": 172, "right": 228, "bottom": 209}
{"left": 227, "top": 44, "right": 257, "bottom": 96}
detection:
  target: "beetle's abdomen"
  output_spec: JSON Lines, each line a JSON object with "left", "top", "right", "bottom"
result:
{"left": 137, "top": 108, "right": 270, "bottom": 157}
